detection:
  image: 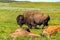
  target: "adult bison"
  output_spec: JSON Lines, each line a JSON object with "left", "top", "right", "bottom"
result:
{"left": 16, "top": 11, "right": 50, "bottom": 29}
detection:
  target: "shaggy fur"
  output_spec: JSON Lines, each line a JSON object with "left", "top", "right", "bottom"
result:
{"left": 16, "top": 11, "right": 50, "bottom": 29}
{"left": 42, "top": 26, "right": 60, "bottom": 38}
{"left": 9, "top": 28, "right": 40, "bottom": 38}
{"left": 24, "top": 11, "right": 50, "bottom": 29}
{"left": 16, "top": 15, "right": 24, "bottom": 27}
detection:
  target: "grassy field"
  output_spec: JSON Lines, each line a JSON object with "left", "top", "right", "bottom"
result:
{"left": 0, "top": 2, "right": 60, "bottom": 40}
{"left": 0, "top": 2, "right": 60, "bottom": 7}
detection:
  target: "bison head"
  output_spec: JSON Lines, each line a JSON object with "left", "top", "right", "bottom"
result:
{"left": 16, "top": 15, "right": 24, "bottom": 27}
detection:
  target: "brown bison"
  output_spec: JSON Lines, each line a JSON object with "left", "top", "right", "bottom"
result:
{"left": 16, "top": 11, "right": 50, "bottom": 29}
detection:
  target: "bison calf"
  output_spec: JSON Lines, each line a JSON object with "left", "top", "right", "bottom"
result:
{"left": 41, "top": 26, "right": 60, "bottom": 38}
{"left": 9, "top": 28, "right": 40, "bottom": 38}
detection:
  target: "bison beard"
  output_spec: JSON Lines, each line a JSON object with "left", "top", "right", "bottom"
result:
{"left": 16, "top": 11, "right": 50, "bottom": 29}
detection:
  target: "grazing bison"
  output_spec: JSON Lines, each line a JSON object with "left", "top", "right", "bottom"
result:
{"left": 16, "top": 11, "right": 50, "bottom": 29}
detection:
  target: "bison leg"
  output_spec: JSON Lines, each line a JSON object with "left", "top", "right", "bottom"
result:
{"left": 44, "top": 22, "right": 48, "bottom": 26}
{"left": 32, "top": 24, "right": 39, "bottom": 29}
{"left": 27, "top": 24, "right": 32, "bottom": 29}
{"left": 30, "top": 22, "right": 39, "bottom": 29}
{"left": 42, "top": 22, "right": 48, "bottom": 29}
{"left": 34, "top": 25, "right": 39, "bottom": 29}
{"left": 19, "top": 25, "right": 22, "bottom": 28}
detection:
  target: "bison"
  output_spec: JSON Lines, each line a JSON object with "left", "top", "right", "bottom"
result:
{"left": 16, "top": 11, "right": 50, "bottom": 29}
{"left": 9, "top": 28, "right": 40, "bottom": 38}
{"left": 41, "top": 26, "right": 60, "bottom": 38}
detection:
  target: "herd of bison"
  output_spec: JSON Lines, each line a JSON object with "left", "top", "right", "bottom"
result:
{"left": 9, "top": 11, "right": 60, "bottom": 38}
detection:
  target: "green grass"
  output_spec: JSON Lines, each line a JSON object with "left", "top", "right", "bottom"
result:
{"left": 0, "top": 2, "right": 60, "bottom": 40}
{"left": 0, "top": 2, "right": 60, "bottom": 8}
{"left": 0, "top": 9, "right": 60, "bottom": 40}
